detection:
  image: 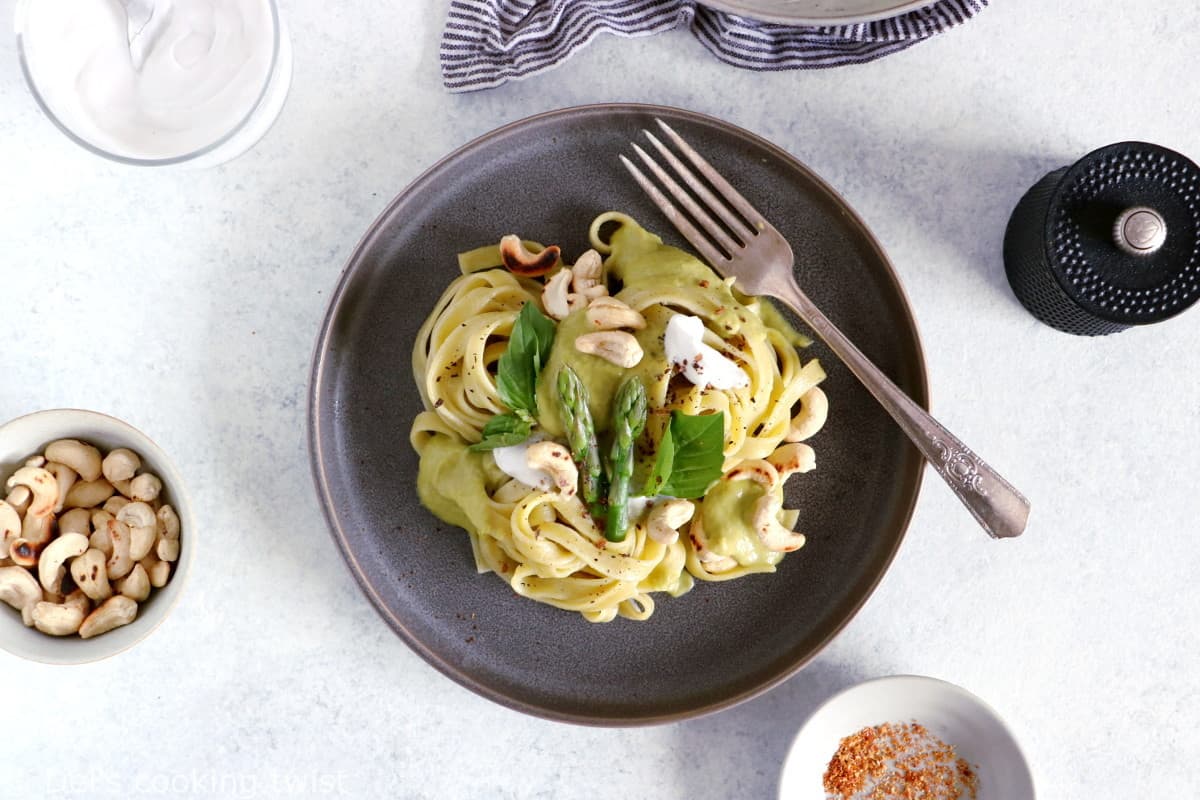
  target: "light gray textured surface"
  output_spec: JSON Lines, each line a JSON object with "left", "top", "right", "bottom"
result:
{"left": 1, "top": 1, "right": 1198, "bottom": 797}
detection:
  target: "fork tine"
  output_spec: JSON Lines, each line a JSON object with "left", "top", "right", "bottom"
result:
{"left": 655, "top": 119, "right": 764, "bottom": 229}
{"left": 630, "top": 143, "right": 741, "bottom": 259}
{"left": 643, "top": 131, "right": 756, "bottom": 243}
{"left": 619, "top": 155, "right": 729, "bottom": 270}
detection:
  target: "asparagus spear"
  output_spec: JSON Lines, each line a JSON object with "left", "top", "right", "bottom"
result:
{"left": 605, "top": 377, "right": 648, "bottom": 542}
{"left": 557, "top": 366, "right": 606, "bottom": 517}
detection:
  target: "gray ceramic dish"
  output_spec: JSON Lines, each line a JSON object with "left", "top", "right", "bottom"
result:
{"left": 309, "top": 104, "right": 928, "bottom": 725}
{"left": 700, "top": 0, "right": 933, "bottom": 25}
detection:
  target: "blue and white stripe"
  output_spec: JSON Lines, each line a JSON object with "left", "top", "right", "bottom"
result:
{"left": 441, "top": 0, "right": 988, "bottom": 92}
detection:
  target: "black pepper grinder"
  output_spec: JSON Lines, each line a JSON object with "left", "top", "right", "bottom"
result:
{"left": 1004, "top": 142, "right": 1200, "bottom": 335}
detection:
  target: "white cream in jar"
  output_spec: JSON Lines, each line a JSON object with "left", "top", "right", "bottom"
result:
{"left": 20, "top": 0, "right": 277, "bottom": 160}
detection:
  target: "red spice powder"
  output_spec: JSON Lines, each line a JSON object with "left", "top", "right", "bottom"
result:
{"left": 823, "top": 721, "right": 979, "bottom": 800}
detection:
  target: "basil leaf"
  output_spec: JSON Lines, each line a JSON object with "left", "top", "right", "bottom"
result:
{"left": 643, "top": 422, "right": 675, "bottom": 497}
{"left": 496, "top": 302, "right": 556, "bottom": 416}
{"left": 656, "top": 411, "right": 725, "bottom": 499}
{"left": 468, "top": 413, "right": 533, "bottom": 452}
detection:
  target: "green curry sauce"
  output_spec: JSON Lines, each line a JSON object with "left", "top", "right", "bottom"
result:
{"left": 700, "top": 478, "right": 784, "bottom": 568}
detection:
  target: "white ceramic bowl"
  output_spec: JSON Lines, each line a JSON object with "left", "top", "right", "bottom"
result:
{"left": 779, "top": 675, "right": 1035, "bottom": 799}
{"left": 0, "top": 409, "right": 194, "bottom": 664}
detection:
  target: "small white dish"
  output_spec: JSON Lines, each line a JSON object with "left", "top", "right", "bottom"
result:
{"left": 779, "top": 675, "right": 1035, "bottom": 799}
{"left": 0, "top": 409, "right": 194, "bottom": 664}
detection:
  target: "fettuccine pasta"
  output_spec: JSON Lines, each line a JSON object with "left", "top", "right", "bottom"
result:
{"left": 410, "top": 214, "right": 828, "bottom": 622}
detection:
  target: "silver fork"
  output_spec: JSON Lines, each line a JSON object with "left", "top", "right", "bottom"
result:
{"left": 622, "top": 120, "right": 1029, "bottom": 540}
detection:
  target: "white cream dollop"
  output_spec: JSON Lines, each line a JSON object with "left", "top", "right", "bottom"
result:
{"left": 664, "top": 314, "right": 749, "bottom": 390}
{"left": 491, "top": 436, "right": 554, "bottom": 492}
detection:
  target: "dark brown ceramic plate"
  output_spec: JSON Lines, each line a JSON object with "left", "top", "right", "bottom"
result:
{"left": 309, "top": 104, "right": 927, "bottom": 725}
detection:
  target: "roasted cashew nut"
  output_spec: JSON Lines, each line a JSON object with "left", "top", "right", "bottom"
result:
{"left": 151, "top": 562, "right": 171, "bottom": 586}
{"left": 698, "top": 550, "right": 738, "bottom": 573}
{"left": 129, "top": 473, "right": 162, "bottom": 503}
{"left": 32, "top": 591, "right": 89, "bottom": 636}
{"left": 45, "top": 439, "right": 103, "bottom": 483}
{"left": 141, "top": 549, "right": 170, "bottom": 588}
{"left": 156, "top": 538, "right": 180, "bottom": 563}
{"left": 571, "top": 249, "right": 604, "bottom": 294}
{"left": 102, "top": 495, "right": 129, "bottom": 515}
{"left": 754, "top": 497, "right": 806, "bottom": 553}
{"left": 0, "top": 501, "right": 20, "bottom": 560}
{"left": 58, "top": 507, "right": 92, "bottom": 538}
{"left": 46, "top": 462, "right": 77, "bottom": 514}
{"left": 38, "top": 532, "right": 88, "bottom": 594}
{"left": 79, "top": 595, "right": 137, "bottom": 639}
{"left": 117, "top": 502, "right": 158, "bottom": 562}
{"left": 687, "top": 515, "right": 738, "bottom": 574}
{"left": 157, "top": 505, "right": 181, "bottom": 540}
{"left": 541, "top": 267, "right": 574, "bottom": 321}
{"left": 6, "top": 467, "right": 56, "bottom": 526}
{"left": 5, "top": 485, "right": 31, "bottom": 517}
{"left": 0, "top": 566, "right": 41, "bottom": 618}
{"left": 64, "top": 589, "right": 89, "bottom": 614}
{"left": 116, "top": 563, "right": 150, "bottom": 602}
{"left": 106, "top": 519, "right": 134, "bottom": 580}
{"left": 524, "top": 441, "right": 578, "bottom": 496}
{"left": 499, "top": 234, "right": 560, "bottom": 277}
{"left": 786, "top": 387, "right": 828, "bottom": 443}
{"left": 725, "top": 461, "right": 805, "bottom": 553}
{"left": 89, "top": 510, "right": 114, "bottom": 556}
{"left": 64, "top": 478, "right": 115, "bottom": 510}
{"left": 766, "top": 443, "right": 816, "bottom": 480}
{"left": 586, "top": 296, "right": 646, "bottom": 331}
{"left": 101, "top": 448, "right": 141, "bottom": 483}
{"left": 647, "top": 499, "right": 695, "bottom": 545}
{"left": 6, "top": 466, "right": 58, "bottom": 565}
{"left": 71, "top": 548, "right": 113, "bottom": 602}
{"left": 575, "top": 331, "right": 644, "bottom": 368}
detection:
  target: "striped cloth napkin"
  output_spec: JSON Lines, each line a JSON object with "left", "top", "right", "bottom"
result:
{"left": 442, "top": 0, "right": 988, "bottom": 92}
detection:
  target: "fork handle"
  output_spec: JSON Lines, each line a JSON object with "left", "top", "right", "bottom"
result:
{"left": 775, "top": 280, "right": 1030, "bottom": 539}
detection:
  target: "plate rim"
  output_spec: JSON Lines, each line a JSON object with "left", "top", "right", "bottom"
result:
{"left": 699, "top": 0, "right": 938, "bottom": 25}
{"left": 308, "top": 102, "right": 930, "bottom": 726}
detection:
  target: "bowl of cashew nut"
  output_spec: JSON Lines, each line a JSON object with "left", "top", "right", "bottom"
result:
{"left": 0, "top": 409, "right": 193, "bottom": 663}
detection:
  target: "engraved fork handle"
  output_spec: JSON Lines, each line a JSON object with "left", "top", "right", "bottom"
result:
{"left": 773, "top": 278, "right": 1030, "bottom": 539}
